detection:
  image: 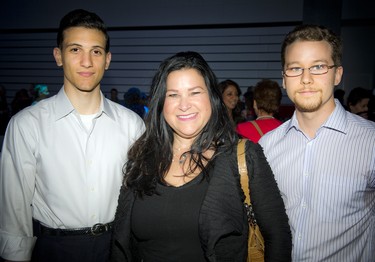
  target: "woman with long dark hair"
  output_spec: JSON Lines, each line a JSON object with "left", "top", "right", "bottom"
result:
{"left": 110, "top": 51, "right": 291, "bottom": 262}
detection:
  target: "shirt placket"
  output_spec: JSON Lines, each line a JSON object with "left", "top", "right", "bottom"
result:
{"left": 293, "top": 137, "right": 313, "bottom": 259}
{"left": 85, "top": 116, "right": 100, "bottom": 225}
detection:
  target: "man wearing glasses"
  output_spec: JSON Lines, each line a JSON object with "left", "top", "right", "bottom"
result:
{"left": 259, "top": 25, "right": 375, "bottom": 261}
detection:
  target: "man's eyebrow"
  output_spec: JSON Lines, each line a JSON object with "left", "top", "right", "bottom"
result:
{"left": 64, "top": 43, "right": 105, "bottom": 50}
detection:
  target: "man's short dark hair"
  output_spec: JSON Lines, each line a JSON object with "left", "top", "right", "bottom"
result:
{"left": 57, "top": 9, "right": 110, "bottom": 52}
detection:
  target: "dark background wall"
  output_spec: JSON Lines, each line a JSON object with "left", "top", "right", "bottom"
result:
{"left": 0, "top": 0, "right": 374, "bottom": 105}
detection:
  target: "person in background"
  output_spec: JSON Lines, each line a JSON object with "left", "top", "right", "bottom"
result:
{"left": 259, "top": 24, "right": 375, "bottom": 261}
{"left": 31, "top": 84, "right": 49, "bottom": 105}
{"left": 140, "top": 92, "right": 149, "bottom": 117}
{"left": 110, "top": 88, "right": 121, "bottom": 103}
{"left": 368, "top": 89, "right": 375, "bottom": 121}
{"left": 110, "top": 51, "right": 292, "bottom": 261}
{"left": 236, "top": 79, "right": 283, "bottom": 143}
{"left": 123, "top": 87, "right": 145, "bottom": 118}
{"left": 241, "top": 87, "right": 256, "bottom": 121}
{"left": 0, "top": 9, "right": 145, "bottom": 262}
{"left": 10, "top": 88, "right": 32, "bottom": 116}
{"left": 0, "top": 85, "right": 10, "bottom": 135}
{"left": 217, "top": 79, "right": 244, "bottom": 124}
{"left": 347, "top": 86, "right": 371, "bottom": 119}
{"left": 333, "top": 88, "right": 346, "bottom": 108}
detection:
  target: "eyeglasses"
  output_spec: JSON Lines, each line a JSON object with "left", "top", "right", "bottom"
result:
{"left": 283, "top": 64, "right": 337, "bottom": 77}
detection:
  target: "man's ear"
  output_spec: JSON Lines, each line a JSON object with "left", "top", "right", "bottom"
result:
{"left": 334, "top": 66, "right": 343, "bottom": 86}
{"left": 105, "top": 51, "right": 112, "bottom": 70}
{"left": 53, "top": 47, "right": 63, "bottom": 67}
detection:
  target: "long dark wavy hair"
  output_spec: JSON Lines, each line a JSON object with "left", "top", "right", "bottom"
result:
{"left": 124, "top": 51, "right": 236, "bottom": 197}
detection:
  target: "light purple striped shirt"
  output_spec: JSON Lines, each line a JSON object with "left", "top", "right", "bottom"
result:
{"left": 259, "top": 100, "right": 375, "bottom": 261}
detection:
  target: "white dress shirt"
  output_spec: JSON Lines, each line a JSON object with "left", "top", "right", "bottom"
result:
{"left": 0, "top": 87, "right": 145, "bottom": 260}
{"left": 259, "top": 100, "right": 375, "bottom": 261}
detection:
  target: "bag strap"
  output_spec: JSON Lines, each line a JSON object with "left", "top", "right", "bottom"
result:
{"left": 250, "top": 121, "right": 264, "bottom": 137}
{"left": 237, "top": 139, "right": 251, "bottom": 206}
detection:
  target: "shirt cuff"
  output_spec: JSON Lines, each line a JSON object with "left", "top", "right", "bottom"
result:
{"left": 0, "top": 230, "right": 36, "bottom": 261}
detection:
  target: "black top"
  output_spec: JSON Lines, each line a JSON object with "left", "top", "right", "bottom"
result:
{"left": 110, "top": 140, "right": 292, "bottom": 262}
{"left": 131, "top": 173, "right": 208, "bottom": 262}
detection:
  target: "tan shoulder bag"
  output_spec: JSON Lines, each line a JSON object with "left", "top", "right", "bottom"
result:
{"left": 237, "top": 139, "right": 265, "bottom": 262}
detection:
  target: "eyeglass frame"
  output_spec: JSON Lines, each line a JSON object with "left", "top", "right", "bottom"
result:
{"left": 282, "top": 64, "right": 337, "bottom": 77}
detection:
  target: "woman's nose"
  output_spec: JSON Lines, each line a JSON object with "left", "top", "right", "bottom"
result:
{"left": 178, "top": 96, "right": 192, "bottom": 111}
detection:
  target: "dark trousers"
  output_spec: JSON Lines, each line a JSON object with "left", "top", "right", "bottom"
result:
{"left": 31, "top": 222, "right": 112, "bottom": 262}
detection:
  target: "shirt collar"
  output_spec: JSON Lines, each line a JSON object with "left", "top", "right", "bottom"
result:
{"left": 54, "top": 88, "right": 74, "bottom": 121}
{"left": 284, "top": 99, "right": 348, "bottom": 136}
{"left": 102, "top": 94, "right": 116, "bottom": 120}
{"left": 54, "top": 87, "right": 116, "bottom": 121}
{"left": 321, "top": 99, "right": 348, "bottom": 134}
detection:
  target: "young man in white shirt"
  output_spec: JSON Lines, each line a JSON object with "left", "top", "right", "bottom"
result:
{"left": 0, "top": 9, "right": 145, "bottom": 262}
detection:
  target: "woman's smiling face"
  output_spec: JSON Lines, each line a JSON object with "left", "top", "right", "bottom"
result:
{"left": 163, "top": 68, "right": 212, "bottom": 141}
{"left": 222, "top": 85, "right": 239, "bottom": 111}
